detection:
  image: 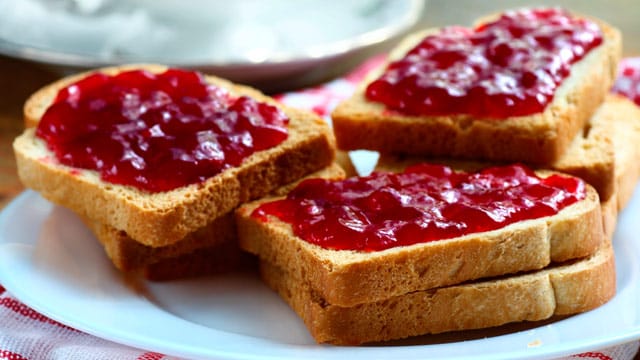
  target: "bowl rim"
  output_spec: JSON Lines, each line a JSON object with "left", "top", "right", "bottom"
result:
{"left": 0, "top": 0, "right": 424, "bottom": 69}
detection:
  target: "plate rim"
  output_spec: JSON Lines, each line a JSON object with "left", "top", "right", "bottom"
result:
{"left": 0, "top": 189, "right": 639, "bottom": 360}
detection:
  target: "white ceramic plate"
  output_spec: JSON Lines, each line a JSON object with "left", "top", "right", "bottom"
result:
{"left": 0, "top": 0, "right": 422, "bottom": 90}
{"left": 0, "top": 185, "right": 639, "bottom": 360}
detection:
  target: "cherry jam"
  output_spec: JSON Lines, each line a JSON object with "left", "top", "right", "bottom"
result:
{"left": 365, "top": 8, "right": 603, "bottom": 118}
{"left": 36, "top": 69, "right": 289, "bottom": 192}
{"left": 252, "top": 164, "right": 586, "bottom": 252}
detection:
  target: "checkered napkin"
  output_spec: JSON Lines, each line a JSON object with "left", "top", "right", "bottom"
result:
{"left": 1, "top": 56, "right": 639, "bottom": 360}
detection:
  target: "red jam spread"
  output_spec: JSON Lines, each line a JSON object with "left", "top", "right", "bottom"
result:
{"left": 365, "top": 8, "right": 603, "bottom": 118}
{"left": 613, "top": 58, "right": 640, "bottom": 106}
{"left": 36, "top": 69, "right": 289, "bottom": 192}
{"left": 252, "top": 164, "right": 586, "bottom": 252}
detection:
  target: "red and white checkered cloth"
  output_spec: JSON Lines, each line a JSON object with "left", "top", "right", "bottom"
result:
{"left": 1, "top": 56, "right": 640, "bottom": 360}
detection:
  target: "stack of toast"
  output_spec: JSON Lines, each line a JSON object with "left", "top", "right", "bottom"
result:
{"left": 14, "top": 64, "right": 342, "bottom": 280}
{"left": 234, "top": 8, "right": 640, "bottom": 344}
{"left": 11, "top": 7, "right": 640, "bottom": 347}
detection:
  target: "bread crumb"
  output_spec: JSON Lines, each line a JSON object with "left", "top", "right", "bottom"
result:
{"left": 528, "top": 339, "right": 543, "bottom": 348}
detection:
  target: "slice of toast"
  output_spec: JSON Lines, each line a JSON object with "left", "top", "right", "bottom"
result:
{"left": 260, "top": 241, "right": 615, "bottom": 345}
{"left": 331, "top": 11, "right": 621, "bottom": 164}
{"left": 236, "top": 166, "right": 603, "bottom": 307}
{"left": 81, "top": 210, "right": 238, "bottom": 272}
{"left": 82, "top": 163, "right": 345, "bottom": 275}
{"left": 13, "top": 64, "right": 336, "bottom": 248}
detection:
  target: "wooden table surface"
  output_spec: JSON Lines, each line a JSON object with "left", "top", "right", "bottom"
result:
{"left": 1, "top": 0, "right": 639, "bottom": 210}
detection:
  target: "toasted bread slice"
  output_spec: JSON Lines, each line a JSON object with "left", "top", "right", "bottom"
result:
{"left": 597, "top": 95, "right": 640, "bottom": 238}
{"left": 550, "top": 94, "right": 616, "bottom": 201}
{"left": 82, "top": 163, "right": 345, "bottom": 274}
{"left": 143, "top": 242, "right": 256, "bottom": 281}
{"left": 14, "top": 64, "right": 336, "bottom": 247}
{"left": 609, "top": 96, "right": 640, "bottom": 211}
{"left": 553, "top": 94, "right": 640, "bottom": 207}
{"left": 82, "top": 211, "right": 239, "bottom": 272}
{"left": 236, "top": 166, "right": 603, "bottom": 307}
{"left": 331, "top": 12, "right": 621, "bottom": 164}
{"left": 260, "top": 241, "right": 615, "bottom": 345}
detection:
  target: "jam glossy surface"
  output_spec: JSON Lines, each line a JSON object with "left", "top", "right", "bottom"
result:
{"left": 37, "top": 69, "right": 289, "bottom": 192}
{"left": 365, "top": 8, "right": 603, "bottom": 118}
{"left": 252, "top": 164, "right": 586, "bottom": 252}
